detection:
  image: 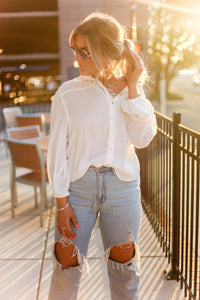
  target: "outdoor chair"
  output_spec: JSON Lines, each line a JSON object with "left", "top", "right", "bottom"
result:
{"left": 15, "top": 113, "right": 46, "bottom": 134}
{"left": 7, "top": 125, "right": 41, "bottom": 140}
{"left": 2, "top": 106, "right": 22, "bottom": 129}
{"left": 6, "top": 139, "right": 49, "bottom": 227}
{"left": 2, "top": 107, "right": 22, "bottom": 156}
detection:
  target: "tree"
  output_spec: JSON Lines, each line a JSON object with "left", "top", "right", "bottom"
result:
{"left": 147, "top": 3, "right": 200, "bottom": 99}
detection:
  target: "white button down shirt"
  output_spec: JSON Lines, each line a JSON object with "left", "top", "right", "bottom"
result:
{"left": 47, "top": 75, "right": 157, "bottom": 198}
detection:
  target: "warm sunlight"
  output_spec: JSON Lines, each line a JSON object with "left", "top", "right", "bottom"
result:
{"left": 134, "top": 0, "right": 200, "bottom": 14}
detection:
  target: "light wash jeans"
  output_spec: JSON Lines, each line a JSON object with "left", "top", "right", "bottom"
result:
{"left": 48, "top": 166, "right": 141, "bottom": 300}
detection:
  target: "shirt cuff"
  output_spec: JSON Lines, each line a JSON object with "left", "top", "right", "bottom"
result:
{"left": 54, "top": 191, "right": 70, "bottom": 198}
{"left": 128, "top": 95, "right": 143, "bottom": 102}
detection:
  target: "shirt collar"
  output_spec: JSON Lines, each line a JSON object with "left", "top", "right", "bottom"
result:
{"left": 80, "top": 75, "right": 96, "bottom": 81}
{"left": 80, "top": 75, "right": 128, "bottom": 96}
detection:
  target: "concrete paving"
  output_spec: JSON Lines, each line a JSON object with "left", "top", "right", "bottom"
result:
{"left": 0, "top": 144, "right": 186, "bottom": 300}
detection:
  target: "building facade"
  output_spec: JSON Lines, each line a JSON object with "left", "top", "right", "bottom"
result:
{"left": 57, "top": 0, "right": 134, "bottom": 81}
{"left": 0, "top": 0, "right": 154, "bottom": 97}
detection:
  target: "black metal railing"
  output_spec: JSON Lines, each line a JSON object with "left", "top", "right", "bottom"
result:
{"left": 137, "top": 111, "right": 200, "bottom": 299}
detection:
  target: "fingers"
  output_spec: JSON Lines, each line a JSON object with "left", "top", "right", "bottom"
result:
{"left": 71, "top": 214, "right": 79, "bottom": 230}
{"left": 58, "top": 222, "right": 76, "bottom": 240}
{"left": 58, "top": 224, "right": 76, "bottom": 240}
{"left": 65, "top": 219, "right": 77, "bottom": 240}
{"left": 57, "top": 211, "right": 79, "bottom": 241}
{"left": 130, "top": 50, "right": 144, "bottom": 70}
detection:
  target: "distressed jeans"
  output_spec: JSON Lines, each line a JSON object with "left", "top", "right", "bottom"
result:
{"left": 48, "top": 166, "right": 141, "bottom": 300}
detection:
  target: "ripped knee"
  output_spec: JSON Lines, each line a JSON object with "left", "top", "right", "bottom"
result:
{"left": 55, "top": 241, "right": 78, "bottom": 267}
{"left": 52, "top": 237, "right": 89, "bottom": 274}
{"left": 104, "top": 235, "right": 140, "bottom": 275}
{"left": 109, "top": 241, "right": 135, "bottom": 263}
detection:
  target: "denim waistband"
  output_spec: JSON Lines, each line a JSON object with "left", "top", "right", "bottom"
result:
{"left": 89, "top": 165, "right": 113, "bottom": 173}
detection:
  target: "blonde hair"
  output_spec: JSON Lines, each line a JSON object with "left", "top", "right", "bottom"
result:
{"left": 69, "top": 12, "right": 146, "bottom": 82}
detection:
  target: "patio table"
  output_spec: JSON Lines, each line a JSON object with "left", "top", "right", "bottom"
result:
{"left": 24, "top": 135, "right": 49, "bottom": 153}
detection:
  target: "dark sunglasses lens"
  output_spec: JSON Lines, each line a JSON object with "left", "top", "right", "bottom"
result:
{"left": 70, "top": 47, "right": 89, "bottom": 60}
{"left": 79, "top": 50, "right": 89, "bottom": 60}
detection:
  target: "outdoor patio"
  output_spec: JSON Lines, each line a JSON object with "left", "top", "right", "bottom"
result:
{"left": 0, "top": 142, "right": 186, "bottom": 300}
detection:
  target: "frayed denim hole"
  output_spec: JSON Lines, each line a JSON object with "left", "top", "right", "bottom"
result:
{"left": 103, "top": 233, "right": 140, "bottom": 276}
{"left": 52, "top": 237, "right": 89, "bottom": 274}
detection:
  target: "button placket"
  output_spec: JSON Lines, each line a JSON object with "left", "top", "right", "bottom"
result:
{"left": 95, "top": 78, "right": 116, "bottom": 164}
{"left": 107, "top": 101, "right": 115, "bottom": 162}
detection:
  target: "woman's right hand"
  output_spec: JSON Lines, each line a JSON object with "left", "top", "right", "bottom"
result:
{"left": 57, "top": 203, "right": 79, "bottom": 240}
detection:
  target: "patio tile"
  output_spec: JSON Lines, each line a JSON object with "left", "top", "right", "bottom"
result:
{"left": 0, "top": 215, "right": 48, "bottom": 259}
{"left": 139, "top": 211, "right": 165, "bottom": 257}
{"left": 0, "top": 259, "right": 41, "bottom": 300}
{"left": 37, "top": 259, "right": 52, "bottom": 300}
{"left": 140, "top": 256, "right": 186, "bottom": 300}
{"left": 0, "top": 184, "right": 52, "bottom": 216}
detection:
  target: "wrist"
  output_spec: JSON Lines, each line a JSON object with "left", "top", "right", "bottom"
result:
{"left": 56, "top": 197, "right": 68, "bottom": 209}
{"left": 57, "top": 202, "right": 70, "bottom": 211}
{"left": 128, "top": 86, "right": 140, "bottom": 99}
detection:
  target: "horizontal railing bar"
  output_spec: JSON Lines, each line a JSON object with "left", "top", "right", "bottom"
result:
{"left": 155, "top": 111, "right": 174, "bottom": 124}
{"left": 179, "top": 124, "right": 200, "bottom": 138}
{"left": 179, "top": 146, "right": 200, "bottom": 160}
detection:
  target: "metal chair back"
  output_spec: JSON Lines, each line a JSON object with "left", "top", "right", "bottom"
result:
{"left": 7, "top": 125, "right": 41, "bottom": 140}
{"left": 15, "top": 114, "right": 45, "bottom": 133}
{"left": 2, "top": 107, "right": 22, "bottom": 128}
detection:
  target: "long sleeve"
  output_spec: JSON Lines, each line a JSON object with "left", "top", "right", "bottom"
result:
{"left": 47, "top": 91, "right": 70, "bottom": 198}
{"left": 120, "top": 89, "right": 157, "bottom": 148}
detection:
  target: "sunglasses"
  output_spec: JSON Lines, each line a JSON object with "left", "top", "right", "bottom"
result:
{"left": 70, "top": 46, "right": 91, "bottom": 61}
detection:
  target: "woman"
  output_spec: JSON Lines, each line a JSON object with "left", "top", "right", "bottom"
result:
{"left": 47, "top": 12, "right": 157, "bottom": 300}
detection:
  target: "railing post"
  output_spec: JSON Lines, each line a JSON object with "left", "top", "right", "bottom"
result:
{"left": 164, "top": 112, "right": 181, "bottom": 280}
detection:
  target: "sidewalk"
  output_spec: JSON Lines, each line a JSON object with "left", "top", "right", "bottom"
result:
{"left": 0, "top": 144, "right": 186, "bottom": 300}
